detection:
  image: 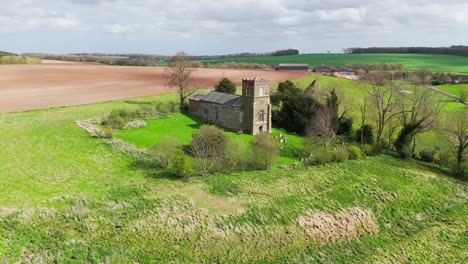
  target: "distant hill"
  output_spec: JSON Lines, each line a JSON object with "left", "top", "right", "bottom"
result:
{"left": 0, "top": 50, "right": 16, "bottom": 57}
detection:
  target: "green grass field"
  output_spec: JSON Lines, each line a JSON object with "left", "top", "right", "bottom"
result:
{"left": 200, "top": 53, "right": 468, "bottom": 74}
{"left": 436, "top": 84, "right": 468, "bottom": 97}
{"left": 115, "top": 112, "right": 304, "bottom": 166}
{"left": 0, "top": 88, "right": 467, "bottom": 262}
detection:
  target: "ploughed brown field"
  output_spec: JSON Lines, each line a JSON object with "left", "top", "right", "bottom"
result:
{"left": 0, "top": 61, "right": 309, "bottom": 113}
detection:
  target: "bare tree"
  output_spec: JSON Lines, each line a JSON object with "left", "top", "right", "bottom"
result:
{"left": 442, "top": 111, "right": 467, "bottom": 175}
{"left": 398, "top": 83, "right": 443, "bottom": 133}
{"left": 359, "top": 91, "right": 369, "bottom": 144}
{"left": 307, "top": 106, "right": 336, "bottom": 149}
{"left": 166, "top": 52, "right": 198, "bottom": 105}
{"left": 362, "top": 73, "right": 402, "bottom": 146}
{"left": 394, "top": 83, "right": 444, "bottom": 158}
{"left": 190, "top": 125, "right": 229, "bottom": 176}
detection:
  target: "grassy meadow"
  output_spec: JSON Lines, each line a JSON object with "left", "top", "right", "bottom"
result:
{"left": 436, "top": 84, "right": 468, "bottom": 98}
{"left": 200, "top": 53, "right": 468, "bottom": 74}
{"left": 0, "top": 79, "right": 467, "bottom": 262}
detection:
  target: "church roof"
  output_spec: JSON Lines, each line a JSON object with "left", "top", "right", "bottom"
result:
{"left": 194, "top": 92, "right": 243, "bottom": 107}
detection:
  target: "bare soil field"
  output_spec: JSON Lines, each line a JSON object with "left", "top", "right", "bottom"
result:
{"left": 0, "top": 63, "right": 309, "bottom": 113}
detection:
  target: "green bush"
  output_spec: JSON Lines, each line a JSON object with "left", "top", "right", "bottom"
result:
{"left": 314, "top": 148, "right": 334, "bottom": 165}
{"left": 171, "top": 150, "right": 194, "bottom": 181}
{"left": 105, "top": 102, "right": 178, "bottom": 129}
{"left": 347, "top": 145, "right": 362, "bottom": 160}
{"left": 361, "top": 144, "right": 375, "bottom": 156}
{"left": 151, "top": 136, "right": 181, "bottom": 169}
{"left": 419, "top": 149, "right": 435, "bottom": 163}
{"left": 191, "top": 125, "right": 230, "bottom": 175}
{"left": 333, "top": 148, "right": 349, "bottom": 162}
{"left": 251, "top": 133, "right": 280, "bottom": 170}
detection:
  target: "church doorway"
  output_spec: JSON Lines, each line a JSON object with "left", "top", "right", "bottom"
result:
{"left": 259, "top": 125, "right": 263, "bottom": 133}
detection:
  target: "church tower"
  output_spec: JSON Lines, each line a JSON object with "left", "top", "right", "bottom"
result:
{"left": 241, "top": 77, "right": 272, "bottom": 135}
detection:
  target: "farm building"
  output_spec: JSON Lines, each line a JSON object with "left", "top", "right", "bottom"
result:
{"left": 313, "top": 64, "right": 357, "bottom": 75}
{"left": 278, "top": 63, "right": 309, "bottom": 71}
{"left": 189, "top": 77, "right": 272, "bottom": 135}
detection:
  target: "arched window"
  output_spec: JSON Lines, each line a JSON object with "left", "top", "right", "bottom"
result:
{"left": 259, "top": 87, "right": 264, "bottom": 96}
{"left": 258, "top": 110, "right": 265, "bottom": 122}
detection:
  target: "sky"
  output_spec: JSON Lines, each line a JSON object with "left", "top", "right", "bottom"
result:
{"left": 1, "top": 0, "right": 467, "bottom": 55}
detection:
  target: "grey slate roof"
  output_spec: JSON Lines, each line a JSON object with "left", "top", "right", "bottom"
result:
{"left": 190, "top": 93, "right": 207, "bottom": 101}
{"left": 193, "top": 92, "right": 243, "bottom": 107}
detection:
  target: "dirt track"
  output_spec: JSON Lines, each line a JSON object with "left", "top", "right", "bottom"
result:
{"left": 0, "top": 62, "right": 309, "bottom": 113}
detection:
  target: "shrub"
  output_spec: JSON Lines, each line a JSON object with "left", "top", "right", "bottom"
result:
{"left": 419, "top": 149, "right": 435, "bottom": 163}
{"left": 347, "top": 145, "right": 362, "bottom": 160}
{"left": 223, "top": 140, "right": 250, "bottom": 173}
{"left": 151, "top": 136, "right": 181, "bottom": 168}
{"left": 107, "top": 113, "right": 126, "bottom": 129}
{"left": 314, "top": 148, "right": 334, "bottom": 165}
{"left": 333, "top": 148, "right": 349, "bottom": 162}
{"left": 214, "top": 78, "right": 237, "bottom": 94}
{"left": 251, "top": 133, "right": 280, "bottom": 170}
{"left": 190, "top": 125, "right": 229, "bottom": 175}
{"left": 171, "top": 150, "right": 193, "bottom": 181}
{"left": 360, "top": 144, "right": 375, "bottom": 156}
{"left": 355, "top": 125, "right": 374, "bottom": 144}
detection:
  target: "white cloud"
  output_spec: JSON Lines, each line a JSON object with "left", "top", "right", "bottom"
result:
{"left": 0, "top": 0, "right": 467, "bottom": 54}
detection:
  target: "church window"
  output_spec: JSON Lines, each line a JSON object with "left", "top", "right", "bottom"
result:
{"left": 259, "top": 87, "right": 264, "bottom": 96}
{"left": 258, "top": 110, "right": 265, "bottom": 122}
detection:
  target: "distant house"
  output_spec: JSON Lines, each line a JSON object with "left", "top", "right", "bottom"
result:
{"left": 312, "top": 64, "right": 335, "bottom": 73}
{"left": 278, "top": 63, "right": 309, "bottom": 71}
{"left": 189, "top": 77, "right": 272, "bottom": 135}
{"left": 312, "top": 64, "right": 357, "bottom": 75}
{"left": 449, "top": 74, "right": 468, "bottom": 84}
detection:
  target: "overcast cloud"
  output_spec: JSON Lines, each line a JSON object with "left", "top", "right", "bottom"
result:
{"left": 0, "top": 0, "right": 467, "bottom": 54}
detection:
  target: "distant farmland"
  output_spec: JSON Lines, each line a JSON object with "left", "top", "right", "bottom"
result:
{"left": 200, "top": 53, "right": 468, "bottom": 74}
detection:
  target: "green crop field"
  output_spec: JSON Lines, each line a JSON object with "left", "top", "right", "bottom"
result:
{"left": 200, "top": 53, "right": 468, "bottom": 74}
{"left": 0, "top": 83, "right": 467, "bottom": 262}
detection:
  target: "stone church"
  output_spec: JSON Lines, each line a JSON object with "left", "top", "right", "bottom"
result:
{"left": 188, "top": 77, "right": 272, "bottom": 135}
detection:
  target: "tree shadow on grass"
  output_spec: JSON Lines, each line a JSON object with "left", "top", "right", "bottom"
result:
{"left": 129, "top": 156, "right": 182, "bottom": 182}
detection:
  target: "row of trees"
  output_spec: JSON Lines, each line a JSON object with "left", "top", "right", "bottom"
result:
{"left": 191, "top": 49, "right": 300, "bottom": 60}
{"left": 151, "top": 126, "right": 280, "bottom": 179}
{"left": 0, "top": 56, "right": 40, "bottom": 65}
{"left": 0, "top": 50, "right": 16, "bottom": 57}
{"left": 26, "top": 53, "right": 167, "bottom": 66}
{"left": 270, "top": 73, "right": 466, "bottom": 177}
{"left": 357, "top": 72, "right": 466, "bottom": 176}
{"left": 345, "top": 46, "right": 468, "bottom": 57}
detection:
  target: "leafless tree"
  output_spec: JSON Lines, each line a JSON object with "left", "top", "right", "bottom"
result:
{"left": 190, "top": 125, "right": 228, "bottom": 176}
{"left": 358, "top": 93, "right": 368, "bottom": 144}
{"left": 166, "top": 52, "right": 198, "bottom": 105}
{"left": 398, "top": 83, "right": 443, "bottom": 133}
{"left": 442, "top": 111, "right": 467, "bottom": 175}
{"left": 307, "top": 106, "right": 336, "bottom": 149}
{"left": 362, "top": 73, "right": 402, "bottom": 146}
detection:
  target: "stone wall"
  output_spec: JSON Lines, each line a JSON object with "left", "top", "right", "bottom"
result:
{"left": 194, "top": 101, "right": 244, "bottom": 132}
